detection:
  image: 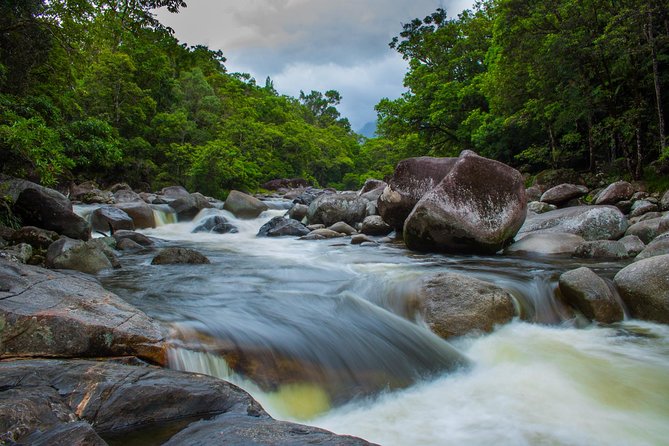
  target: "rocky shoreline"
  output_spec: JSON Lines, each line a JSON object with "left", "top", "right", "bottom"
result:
{"left": 1, "top": 152, "right": 668, "bottom": 444}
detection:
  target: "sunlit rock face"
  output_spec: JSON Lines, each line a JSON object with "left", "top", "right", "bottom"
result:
{"left": 404, "top": 151, "right": 527, "bottom": 254}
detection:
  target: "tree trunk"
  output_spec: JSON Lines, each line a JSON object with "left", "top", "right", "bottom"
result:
{"left": 635, "top": 126, "right": 643, "bottom": 180}
{"left": 548, "top": 125, "right": 557, "bottom": 168}
{"left": 587, "top": 117, "right": 595, "bottom": 171}
{"left": 646, "top": 11, "right": 667, "bottom": 154}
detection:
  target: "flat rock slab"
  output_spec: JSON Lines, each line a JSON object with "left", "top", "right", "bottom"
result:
{"left": 0, "top": 359, "right": 375, "bottom": 445}
{"left": 0, "top": 259, "right": 166, "bottom": 364}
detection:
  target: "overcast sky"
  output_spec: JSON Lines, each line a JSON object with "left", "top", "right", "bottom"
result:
{"left": 157, "top": 0, "right": 474, "bottom": 130}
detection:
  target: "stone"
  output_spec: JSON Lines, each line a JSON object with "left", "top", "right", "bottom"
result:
{"left": 70, "top": 182, "right": 113, "bottom": 204}
{"left": 417, "top": 272, "right": 515, "bottom": 338}
{"left": 629, "top": 200, "right": 658, "bottom": 218}
{"left": 351, "top": 234, "right": 376, "bottom": 245}
{"left": 169, "top": 192, "right": 213, "bottom": 221}
{"left": 573, "top": 240, "right": 631, "bottom": 260}
{"left": 116, "top": 237, "right": 144, "bottom": 251}
{"left": 291, "top": 189, "right": 325, "bottom": 206}
{"left": 358, "top": 179, "right": 387, "bottom": 195}
{"left": 223, "top": 190, "right": 269, "bottom": 219}
{"left": 46, "top": 237, "right": 113, "bottom": 274}
{"left": 614, "top": 254, "right": 669, "bottom": 323}
{"left": 517, "top": 205, "right": 628, "bottom": 241}
{"left": 151, "top": 247, "right": 210, "bottom": 265}
{"left": 113, "top": 188, "right": 143, "bottom": 203}
{"left": 377, "top": 156, "right": 458, "bottom": 231}
{"left": 112, "top": 230, "right": 154, "bottom": 246}
{"left": 0, "top": 259, "right": 166, "bottom": 363}
{"left": 91, "top": 205, "right": 135, "bottom": 233}
{"left": 619, "top": 235, "right": 646, "bottom": 257}
{"left": 115, "top": 201, "right": 156, "bottom": 229}
{"left": 504, "top": 232, "right": 585, "bottom": 256}
{"left": 161, "top": 185, "right": 191, "bottom": 199}
{"left": 540, "top": 183, "right": 588, "bottom": 205}
{"left": 192, "top": 215, "right": 238, "bottom": 234}
{"left": 525, "top": 186, "right": 543, "bottom": 202}
{"left": 109, "top": 182, "right": 132, "bottom": 193}
{"left": 404, "top": 151, "right": 527, "bottom": 254}
{"left": 307, "top": 193, "right": 369, "bottom": 227}
{"left": 288, "top": 203, "right": 309, "bottom": 221}
{"left": 615, "top": 200, "right": 634, "bottom": 214}
{"left": 1, "top": 243, "right": 32, "bottom": 263}
{"left": 328, "top": 221, "right": 357, "bottom": 235}
{"left": 13, "top": 188, "right": 91, "bottom": 240}
{"left": 661, "top": 189, "right": 669, "bottom": 211}
{"left": 10, "top": 226, "right": 59, "bottom": 249}
{"left": 630, "top": 212, "right": 663, "bottom": 225}
{"left": 624, "top": 214, "right": 669, "bottom": 244}
{"left": 261, "top": 178, "right": 310, "bottom": 190}
{"left": 0, "top": 175, "right": 72, "bottom": 210}
{"left": 257, "top": 217, "right": 310, "bottom": 237}
{"left": 299, "top": 229, "right": 344, "bottom": 240}
{"left": 527, "top": 201, "right": 557, "bottom": 214}
{"left": 532, "top": 169, "right": 584, "bottom": 191}
{"left": 558, "top": 267, "right": 623, "bottom": 323}
{"left": 595, "top": 181, "right": 635, "bottom": 205}
{"left": 361, "top": 215, "right": 393, "bottom": 236}
{"left": 635, "top": 233, "right": 669, "bottom": 260}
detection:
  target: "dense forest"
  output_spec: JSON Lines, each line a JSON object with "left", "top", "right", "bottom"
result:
{"left": 1, "top": 0, "right": 668, "bottom": 197}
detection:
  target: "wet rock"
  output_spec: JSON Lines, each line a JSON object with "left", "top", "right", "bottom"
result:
{"left": 10, "top": 226, "right": 59, "bottom": 249}
{"left": 558, "top": 267, "right": 623, "bottom": 323}
{"left": 46, "top": 237, "right": 113, "bottom": 274}
{"left": 288, "top": 203, "right": 309, "bottom": 221}
{"left": 112, "top": 230, "right": 154, "bottom": 247}
{"left": 573, "top": 240, "right": 631, "bottom": 260}
{"left": 351, "top": 234, "right": 376, "bottom": 245}
{"left": 307, "top": 193, "right": 369, "bottom": 227}
{"left": 595, "top": 181, "right": 635, "bottom": 205}
{"left": 361, "top": 215, "right": 393, "bottom": 236}
{"left": 14, "top": 188, "right": 91, "bottom": 240}
{"left": 377, "top": 156, "right": 457, "bottom": 231}
{"left": 540, "top": 184, "right": 588, "bottom": 206}
{"left": 115, "top": 201, "right": 156, "bottom": 229}
{"left": 505, "top": 232, "right": 585, "bottom": 256}
{"left": 258, "top": 217, "right": 310, "bottom": 237}
{"left": 635, "top": 233, "right": 669, "bottom": 260}
{"left": 91, "top": 205, "right": 135, "bottom": 233}
{"left": 629, "top": 200, "right": 658, "bottom": 218}
{"left": 417, "top": 272, "right": 515, "bottom": 338}
{"left": 614, "top": 254, "right": 669, "bottom": 323}
{"left": 299, "top": 229, "right": 344, "bottom": 240}
{"left": 328, "top": 221, "right": 357, "bottom": 235}
{"left": 517, "top": 205, "right": 628, "bottom": 241}
{"left": 619, "top": 235, "right": 646, "bottom": 257}
{"left": 151, "top": 247, "right": 210, "bottom": 265}
{"left": 0, "top": 259, "right": 166, "bottom": 362}
{"left": 161, "top": 185, "right": 191, "bottom": 199}
{"left": 0, "top": 175, "right": 72, "bottom": 210}
{"left": 193, "top": 215, "right": 238, "bottom": 234}
{"left": 358, "top": 179, "right": 387, "bottom": 196}
{"left": 224, "top": 190, "right": 269, "bottom": 219}
{"left": 170, "top": 192, "right": 214, "bottom": 221}
{"left": 307, "top": 224, "right": 325, "bottom": 231}
{"left": 615, "top": 200, "right": 634, "bottom": 214}
{"left": 116, "top": 237, "right": 144, "bottom": 251}
{"left": 527, "top": 201, "right": 557, "bottom": 214}
{"left": 625, "top": 214, "right": 669, "bottom": 243}
{"left": 70, "top": 182, "right": 113, "bottom": 204}
{"left": 404, "top": 151, "right": 527, "bottom": 254}
{"left": 113, "top": 188, "right": 142, "bottom": 203}
{"left": 290, "top": 189, "right": 324, "bottom": 206}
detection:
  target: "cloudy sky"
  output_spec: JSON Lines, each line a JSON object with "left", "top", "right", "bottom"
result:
{"left": 157, "top": 0, "right": 474, "bottom": 130}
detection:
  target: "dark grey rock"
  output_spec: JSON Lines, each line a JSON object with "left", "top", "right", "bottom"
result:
{"left": 559, "top": 267, "right": 623, "bottom": 323}
{"left": 152, "top": 247, "right": 210, "bottom": 265}
{"left": 257, "top": 217, "right": 310, "bottom": 237}
{"left": 14, "top": 188, "right": 90, "bottom": 240}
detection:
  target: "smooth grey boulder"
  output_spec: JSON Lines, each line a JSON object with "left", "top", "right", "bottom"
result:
{"left": 416, "top": 272, "right": 516, "bottom": 338}
{"left": 170, "top": 192, "right": 213, "bottom": 221}
{"left": 614, "top": 254, "right": 669, "bottom": 323}
{"left": 0, "top": 259, "right": 166, "bottom": 363}
{"left": 636, "top": 233, "right": 669, "bottom": 260}
{"left": 46, "top": 237, "right": 114, "bottom": 274}
{"left": 192, "top": 215, "right": 238, "bottom": 234}
{"left": 377, "top": 156, "right": 457, "bottom": 231}
{"left": 91, "top": 205, "right": 135, "bottom": 233}
{"left": 361, "top": 215, "right": 393, "bottom": 236}
{"left": 517, "top": 205, "right": 628, "bottom": 241}
{"left": 573, "top": 240, "right": 631, "bottom": 260}
{"left": 540, "top": 184, "right": 588, "bottom": 206}
{"left": 14, "top": 188, "right": 91, "bottom": 240}
{"left": 595, "top": 181, "right": 634, "bottom": 205}
{"left": 504, "top": 232, "right": 585, "bottom": 256}
{"left": 404, "top": 151, "right": 527, "bottom": 254}
{"left": 115, "top": 201, "right": 156, "bottom": 229}
{"left": 328, "top": 221, "right": 357, "bottom": 235}
{"left": 629, "top": 200, "right": 658, "bottom": 218}
{"left": 288, "top": 203, "right": 309, "bottom": 221}
{"left": 224, "top": 190, "right": 269, "bottom": 219}
{"left": 625, "top": 214, "right": 669, "bottom": 243}
{"left": 619, "top": 235, "right": 646, "bottom": 257}
{"left": 257, "top": 217, "right": 310, "bottom": 237}
{"left": 559, "top": 267, "right": 624, "bottom": 323}
{"left": 151, "top": 247, "right": 210, "bottom": 265}
{"left": 307, "top": 193, "right": 369, "bottom": 227}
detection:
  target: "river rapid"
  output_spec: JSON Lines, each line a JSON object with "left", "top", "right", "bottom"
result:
{"left": 95, "top": 205, "right": 669, "bottom": 446}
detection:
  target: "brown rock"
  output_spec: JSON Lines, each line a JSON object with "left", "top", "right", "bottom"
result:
{"left": 614, "top": 254, "right": 669, "bottom": 323}
{"left": 540, "top": 184, "right": 588, "bottom": 206}
{"left": 10, "top": 226, "right": 59, "bottom": 249}
{"left": 13, "top": 188, "right": 90, "bottom": 240}
{"left": 91, "top": 205, "right": 135, "bottom": 233}
{"left": 559, "top": 267, "right": 623, "bottom": 323}
{"left": 595, "top": 181, "right": 635, "bottom": 205}
{"left": 151, "top": 247, "right": 210, "bottom": 265}
{"left": 115, "top": 201, "right": 156, "bottom": 229}
{"left": 223, "top": 190, "right": 269, "bottom": 219}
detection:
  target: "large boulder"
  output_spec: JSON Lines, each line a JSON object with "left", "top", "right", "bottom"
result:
{"left": 151, "top": 247, "right": 210, "bottom": 265}
{"left": 13, "top": 188, "right": 91, "bottom": 240}
{"left": 0, "top": 359, "right": 373, "bottom": 446}
{"left": 504, "top": 232, "right": 585, "bottom": 256}
{"left": 361, "top": 215, "right": 393, "bottom": 236}
{"left": 404, "top": 151, "right": 527, "bottom": 254}
{"left": 661, "top": 189, "right": 669, "bottom": 211}
{"left": 635, "top": 233, "right": 669, "bottom": 260}
{"left": 619, "top": 235, "right": 646, "bottom": 257}
{"left": 0, "top": 259, "right": 166, "bottom": 363}
{"left": 558, "top": 267, "right": 624, "bottom": 323}
{"left": 517, "top": 205, "right": 628, "bottom": 241}
{"left": 257, "top": 217, "right": 310, "bottom": 237}
{"left": 192, "top": 215, "right": 238, "bottom": 234}
{"left": 307, "top": 192, "right": 369, "bottom": 227}
{"left": 288, "top": 203, "right": 309, "bottom": 221}
{"left": 625, "top": 214, "right": 669, "bottom": 243}
{"left": 161, "top": 185, "right": 191, "bottom": 199}
{"left": 113, "top": 188, "right": 142, "bottom": 203}
{"left": 0, "top": 175, "right": 71, "bottom": 210}
{"left": 614, "top": 254, "right": 669, "bottom": 323}
{"left": 540, "top": 184, "right": 588, "bottom": 206}
{"left": 377, "top": 157, "right": 457, "bottom": 231}
{"left": 573, "top": 240, "right": 631, "bottom": 260}
{"left": 169, "top": 192, "right": 213, "bottom": 221}
{"left": 45, "top": 237, "right": 114, "bottom": 274}
{"left": 416, "top": 272, "right": 516, "bottom": 338}
{"left": 91, "top": 205, "right": 135, "bottom": 233}
{"left": 69, "top": 181, "right": 113, "bottom": 204}
{"left": 261, "top": 178, "right": 310, "bottom": 190}
{"left": 595, "top": 181, "right": 635, "bottom": 205}
{"left": 115, "top": 201, "right": 156, "bottom": 229}
{"left": 223, "top": 190, "right": 269, "bottom": 219}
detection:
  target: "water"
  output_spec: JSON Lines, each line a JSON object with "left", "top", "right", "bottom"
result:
{"left": 94, "top": 205, "right": 669, "bottom": 445}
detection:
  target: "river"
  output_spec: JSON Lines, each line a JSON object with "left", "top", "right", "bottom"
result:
{"left": 94, "top": 205, "right": 669, "bottom": 446}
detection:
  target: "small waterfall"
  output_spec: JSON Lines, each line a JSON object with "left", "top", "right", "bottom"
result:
{"left": 151, "top": 204, "right": 177, "bottom": 226}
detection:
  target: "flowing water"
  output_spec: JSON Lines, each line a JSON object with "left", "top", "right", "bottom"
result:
{"left": 93, "top": 204, "right": 669, "bottom": 446}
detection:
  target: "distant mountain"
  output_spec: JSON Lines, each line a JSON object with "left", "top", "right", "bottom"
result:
{"left": 357, "top": 121, "right": 377, "bottom": 138}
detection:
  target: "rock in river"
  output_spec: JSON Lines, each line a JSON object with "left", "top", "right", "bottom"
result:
{"left": 517, "top": 205, "right": 628, "bottom": 241}
{"left": 559, "top": 267, "right": 623, "bottom": 323}
{"left": 614, "top": 254, "right": 669, "bottom": 323}
{"left": 152, "top": 247, "right": 210, "bottom": 265}
{"left": 224, "top": 190, "right": 269, "bottom": 219}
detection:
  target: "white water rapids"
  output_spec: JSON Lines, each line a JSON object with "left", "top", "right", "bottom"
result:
{"left": 91, "top": 204, "right": 669, "bottom": 446}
